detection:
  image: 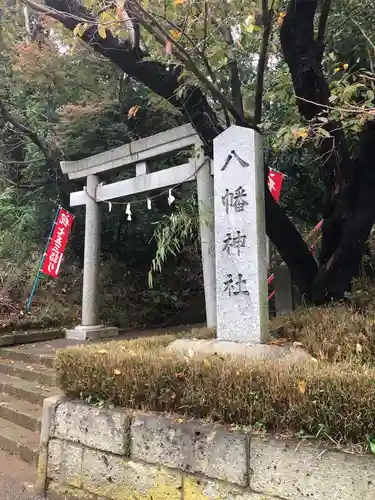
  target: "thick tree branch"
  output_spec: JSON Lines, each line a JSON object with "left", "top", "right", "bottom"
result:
{"left": 280, "top": 0, "right": 352, "bottom": 206}
{"left": 265, "top": 177, "right": 318, "bottom": 297}
{"left": 0, "top": 98, "right": 53, "bottom": 161}
{"left": 25, "top": 0, "right": 223, "bottom": 155}
{"left": 280, "top": 0, "right": 375, "bottom": 302}
{"left": 280, "top": 0, "right": 329, "bottom": 119}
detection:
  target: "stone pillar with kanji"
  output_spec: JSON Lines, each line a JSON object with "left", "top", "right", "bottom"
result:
{"left": 213, "top": 126, "right": 268, "bottom": 343}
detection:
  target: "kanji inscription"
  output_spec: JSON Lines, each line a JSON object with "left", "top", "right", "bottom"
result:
{"left": 223, "top": 273, "right": 250, "bottom": 296}
{"left": 214, "top": 125, "right": 268, "bottom": 343}
{"left": 222, "top": 186, "right": 248, "bottom": 214}
{"left": 222, "top": 231, "right": 247, "bottom": 256}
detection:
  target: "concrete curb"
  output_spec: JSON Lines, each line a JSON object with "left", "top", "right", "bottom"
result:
{"left": 0, "top": 329, "right": 64, "bottom": 348}
{"left": 35, "top": 394, "right": 66, "bottom": 498}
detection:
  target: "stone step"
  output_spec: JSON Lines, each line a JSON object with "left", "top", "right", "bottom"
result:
{"left": 0, "top": 359, "right": 56, "bottom": 386}
{"left": 0, "top": 416, "right": 39, "bottom": 464}
{"left": 0, "top": 372, "right": 59, "bottom": 405}
{"left": 0, "top": 329, "right": 63, "bottom": 348}
{"left": 0, "top": 346, "right": 55, "bottom": 369}
{"left": 0, "top": 393, "right": 41, "bottom": 432}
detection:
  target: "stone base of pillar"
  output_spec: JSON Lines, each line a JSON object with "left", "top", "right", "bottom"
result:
{"left": 65, "top": 325, "right": 119, "bottom": 341}
{"left": 167, "top": 338, "right": 313, "bottom": 364}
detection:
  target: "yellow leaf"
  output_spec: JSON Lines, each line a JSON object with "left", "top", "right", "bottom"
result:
{"left": 334, "top": 67, "right": 341, "bottom": 73}
{"left": 101, "top": 11, "right": 116, "bottom": 23}
{"left": 73, "top": 23, "right": 88, "bottom": 38}
{"left": 203, "top": 358, "right": 211, "bottom": 368}
{"left": 73, "top": 24, "right": 81, "bottom": 37}
{"left": 298, "top": 380, "right": 306, "bottom": 395}
{"left": 128, "top": 105, "right": 140, "bottom": 118}
{"left": 245, "top": 14, "right": 255, "bottom": 26}
{"left": 343, "top": 63, "right": 349, "bottom": 70}
{"left": 292, "top": 128, "right": 308, "bottom": 139}
{"left": 98, "top": 25, "right": 107, "bottom": 39}
{"left": 175, "top": 0, "right": 185, "bottom": 4}
{"left": 170, "top": 30, "right": 181, "bottom": 41}
{"left": 97, "top": 349, "right": 108, "bottom": 354}
{"left": 113, "top": 369, "right": 122, "bottom": 375}
{"left": 277, "top": 12, "right": 286, "bottom": 26}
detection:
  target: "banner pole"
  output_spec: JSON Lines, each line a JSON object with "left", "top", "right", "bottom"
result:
{"left": 26, "top": 207, "right": 61, "bottom": 313}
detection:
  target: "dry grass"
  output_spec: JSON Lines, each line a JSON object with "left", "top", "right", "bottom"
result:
{"left": 56, "top": 307, "right": 375, "bottom": 444}
{"left": 270, "top": 303, "right": 375, "bottom": 364}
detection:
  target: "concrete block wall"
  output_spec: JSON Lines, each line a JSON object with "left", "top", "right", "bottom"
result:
{"left": 38, "top": 398, "right": 375, "bottom": 499}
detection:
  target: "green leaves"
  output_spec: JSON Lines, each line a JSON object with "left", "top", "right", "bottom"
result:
{"left": 149, "top": 194, "right": 200, "bottom": 288}
{"left": 368, "top": 436, "right": 375, "bottom": 454}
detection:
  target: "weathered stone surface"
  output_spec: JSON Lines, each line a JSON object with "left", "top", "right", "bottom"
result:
{"left": 47, "top": 481, "right": 99, "bottom": 500}
{"left": 274, "top": 265, "right": 293, "bottom": 316}
{"left": 131, "top": 414, "right": 249, "bottom": 486}
{"left": 213, "top": 126, "right": 268, "bottom": 343}
{"left": 65, "top": 326, "right": 119, "bottom": 341}
{"left": 52, "top": 401, "right": 129, "bottom": 455}
{"left": 36, "top": 395, "right": 66, "bottom": 497}
{"left": 183, "top": 476, "right": 274, "bottom": 499}
{"left": 168, "top": 338, "right": 313, "bottom": 364}
{"left": 82, "top": 448, "right": 181, "bottom": 499}
{"left": 47, "top": 439, "right": 83, "bottom": 488}
{"left": 251, "top": 436, "right": 375, "bottom": 500}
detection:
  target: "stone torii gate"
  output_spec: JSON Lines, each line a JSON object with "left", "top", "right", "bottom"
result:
{"left": 62, "top": 124, "right": 269, "bottom": 344}
{"left": 60, "top": 124, "right": 216, "bottom": 340}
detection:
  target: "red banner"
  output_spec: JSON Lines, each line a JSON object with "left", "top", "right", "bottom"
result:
{"left": 41, "top": 208, "right": 74, "bottom": 278}
{"left": 268, "top": 168, "right": 285, "bottom": 203}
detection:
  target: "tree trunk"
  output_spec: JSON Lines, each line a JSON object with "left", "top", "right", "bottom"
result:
{"left": 281, "top": 0, "right": 375, "bottom": 303}
{"left": 313, "top": 122, "right": 375, "bottom": 302}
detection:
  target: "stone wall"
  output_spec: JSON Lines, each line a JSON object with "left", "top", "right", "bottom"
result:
{"left": 37, "top": 397, "right": 375, "bottom": 500}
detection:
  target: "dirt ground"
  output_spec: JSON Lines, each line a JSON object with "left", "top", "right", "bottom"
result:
{"left": 0, "top": 450, "right": 42, "bottom": 500}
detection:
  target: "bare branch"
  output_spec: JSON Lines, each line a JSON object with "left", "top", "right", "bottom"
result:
{"left": 254, "top": 0, "right": 274, "bottom": 124}
{"left": 97, "top": 2, "right": 116, "bottom": 16}
{"left": 0, "top": 173, "right": 49, "bottom": 190}
{"left": 222, "top": 0, "right": 244, "bottom": 123}
{"left": 158, "top": 14, "right": 231, "bottom": 126}
{"left": 130, "top": 0, "right": 249, "bottom": 125}
{"left": 203, "top": 0, "right": 209, "bottom": 53}
{"left": 352, "top": 18, "right": 375, "bottom": 54}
